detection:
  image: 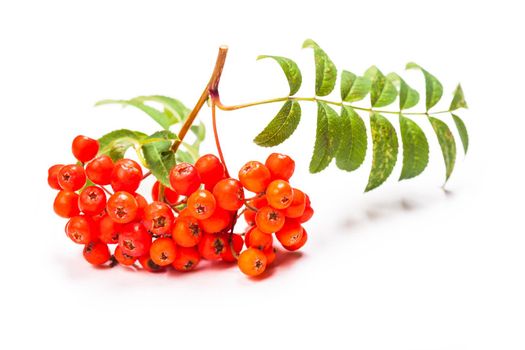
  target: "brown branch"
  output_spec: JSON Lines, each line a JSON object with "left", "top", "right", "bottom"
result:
{"left": 171, "top": 46, "right": 229, "bottom": 152}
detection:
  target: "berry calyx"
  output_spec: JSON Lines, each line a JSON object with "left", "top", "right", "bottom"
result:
{"left": 255, "top": 206, "right": 285, "bottom": 234}
{"left": 143, "top": 201, "right": 175, "bottom": 236}
{"left": 187, "top": 189, "right": 216, "bottom": 220}
{"left": 245, "top": 227, "right": 273, "bottom": 251}
{"left": 106, "top": 191, "right": 139, "bottom": 224}
{"left": 72, "top": 135, "right": 99, "bottom": 163}
{"left": 172, "top": 216, "right": 202, "bottom": 247}
{"left": 58, "top": 164, "right": 86, "bottom": 191}
{"left": 275, "top": 219, "right": 304, "bottom": 247}
{"left": 78, "top": 186, "right": 107, "bottom": 216}
{"left": 284, "top": 188, "right": 306, "bottom": 218}
{"left": 65, "top": 215, "right": 95, "bottom": 244}
{"left": 198, "top": 233, "right": 227, "bottom": 260}
{"left": 172, "top": 246, "right": 200, "bottom": 271}
{"left": 114, "top": 245, "right": 137, "bottom": 266}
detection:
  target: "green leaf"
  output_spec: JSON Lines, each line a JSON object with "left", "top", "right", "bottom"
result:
{"left": 335, "top": 106, "right": 367, "bottom": 171}
{"left": 132, "top": 95, "right": 191, "bottom": 123}
{"left": 176, "top": 150, "right": 194, "bottom": 164}
{"left": 309, "top": 102, "right": 341, "bottom": 173}
{"left": 364, "top": 66, "right": 398, "bottom": 107}
{"left": 141, "top": 131, "right": 177, "bottom": 187}
{"left": 257, "top": 55, "right": 302, "bottom": 95}
{"left": 253, "top": 100, "right": 301, "bottom": 147}
{"left": 428, "top": 117, "right": 456, "bottom": 181}
{"left": 190, "top": 121, "right": 206, "bottom": 143}
{"left": 365, "top": 113, "right": 399, "bottom": 192}
{"left": 449, "top": 84, "right": 468, "bottom": 111}
{"left": 387, "top": 72, "right": 420, "bottom": 110}
{"left": 302, "top": 39, "right": 337, "bottom": 96}
{"left": 406, "top": 62, "right": 443, "bottom": 111}
{"left": 398, "top": 115, "right": 429, "bottom": 180}
{"left": 98, "top": 129, "right": 147, "bottom": 161}
{"left": 340, "top": 70, "right": 371, "bottom": 102}
{"left": 452, "top": 113, "right": 469, "bottom": 154}
{"left": 95, "top": 99, "right": 176, "bottom": 130}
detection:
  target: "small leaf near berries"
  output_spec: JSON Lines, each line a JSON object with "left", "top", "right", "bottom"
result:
{"left": 141, "top": 131, "right": 178, "bottom": 187}
{"left": 98, "top": 129, "right": 147, "bottom": 161}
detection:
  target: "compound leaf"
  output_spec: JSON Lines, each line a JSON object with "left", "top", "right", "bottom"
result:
{"left": 428, "top": 116, "right": 456, "bottom": 181}
{"left": 302, "top": 39, "right": 337, "bottom": 96}
{"left": 399, "top": 115, "right": 429, "bottom": 180}
{"left": 406, "top": 62, "right": 443, "bottom": 111}
{"left": 335, "top": 106, "right": 367, "bottom": 171}
{"left": 452, "top": 113, "right": 469, "bottom": 154}
{"left": 364, "top": 66, "right": 398, "bottom": 107}
{"left": 257, "top": 55, "right": 302, "bottom": 95}
{"left": 340, "top": 70, "right": 371, "bottom": 102}
{"left": 387, "top": 72, "right": 420, "bottom": 110}
{"left": 98, "top": 129, "right": 147, "bottom": 161}
{"left": 449, "top": 84, "right": 468, "bottom": 111}
{"left": 309, "top": 102, "right": 341, "bottom": 173}
{"left": 253, "top": 100, "right": 301, "bottom": 147}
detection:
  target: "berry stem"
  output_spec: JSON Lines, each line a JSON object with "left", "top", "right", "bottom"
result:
{"left": 171, "top": 46, "right": 229, "bottom": 153}
{"left": 211, "top": 100, "right": 230, "bottom": 177}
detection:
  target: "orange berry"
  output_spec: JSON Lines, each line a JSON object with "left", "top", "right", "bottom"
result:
{"left": 198, "top": 233, "right": 227, "bottom": 260}
{"left": 299, "top": 206, "right": 314, "bottom": 223}
{"left": 199, "top": 207, "right": 232, "bottom": 233}
{"left": 138, "top": 255, "right": 165, "bottom": 272}
{"left": 187, "top": 189, "right": 216, "bottom": 220}
{"left": 114, "top": 245, "right": 136, "bottom": 266}
{"left": 213, "top": 178, "right": 245, "bottom": 211}
{"left": 172, "top": 246, "right": 201, "bottom": 271}
{"left": 284, "top": 188, "right": 306, "bottom": 218}
{"left": 255, "top": 206, "right": 285, "bottom": 234}
{"left": 172, "top": 216, "right": 202, "bottom": 247}
{"left": 276, "top": 219, "right": 304, "bottom": 247}
{"left": 83, "top": 241, "right": 110, "bottom": 265}
{"left": 238, "top": 161, "right": 271, "bottom": 193}
{"left": 149, "top": 238, "right": 177, "bottom": 266}
{"left": 238, "top": 248, "right": 267, "bottom": 277}
{"left": 246, "top": 227, "right": 273, "bottom": 251}
{"left": 195, "top": 154, "right": 225, "bottom": 190}
{"left": 265, "top": 153, "right": 295, "bottom": 181}
{"left": 283, "top": 229, "right": 308, "bottom": 251}
{"left": 263, "top": 246, "right": 276, "bottom": 265}
{"left": 266, "top": 180, "right": 293, "bottom": 209}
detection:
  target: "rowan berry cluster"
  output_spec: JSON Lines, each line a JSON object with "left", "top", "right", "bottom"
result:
{"left": 48, "top": 135, "right": 314, "bottom": 277}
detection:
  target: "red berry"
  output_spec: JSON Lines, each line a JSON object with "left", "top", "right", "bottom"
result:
{"left": 134, "top": 193, "right": 148, "bottom": 220}
{"left": 263, "top": 246, "right": 276, "bottom": 265}
{"left": 86, "top": 155, "right": 114, "bottom": 185}
{"left": 58, "top": 164, "right": 86, "bottom": 191}
{"left": 199, "top": 207, "right": 232, "bottom": 234}
{"left": 238, "top": 161, "right": 271, "bottom": 193}
{"left": 172, "top": 246, "right": 201, "bottom": 271}
{"left": 78, "top": 186, "right": 107, "bottom": 215}
{"left": 151, "top": 181, "right": 179, "bottom": 204}
{"left": 118, "top": 222, "right": 152, "bottom": 257}
{"left": 65, "top": 215, "right": 95, "bottom": 244}
{"left": 54, "top": 190, "right": 80, "bottom": 218}
{"left": 265, "top": 153, "right": 295, "bottom": 181}
{"left": 111, "top": 159, "right": 143, "bottom": 193}
{"left": 221, "top": 233, "right": 244, "bottom": 262}
{"left": 213, "top": 178, "right": 245, "bottom": 211}
{"left": 143, "top": 202, "right": 175, "bottom": 236}
{"left": 238, "top": 248, "right": 267, "bottom": 277}
{"left": 284, "top": 188, "right": 306, "bottom": 218}
{"left": 169, "top": 163, "right": 201, "bottom": 196}
{"left": 114, "top": 245, "right": 137, "bottom": 266}
{"left": 72, "top": 135, "right": 99, "bottom": 163}
{"left": 48, "top": 164, "right": 64, "bottom": 190}
{"left": 198, "top": 233, "right": 227, "bottom": 260}
{"left": 266, "top": 180, "right": 293, "bottom": 209}
{"left": 195, "top": 154, "right": 225, "bottom": 189}
{"left": 98, "top": 214, "right": 122, "bottom": 244}
{"left": 275, "top": 219, "right": 304, "bottom": 247}
{"left": 255, "top": 206, "right": 285, "bottom": 234}
{"left": 243, "top": 196, "right": 268, "bottom": 226}
{"left": 106, "top": 191, "right": 138, "bottom": 224}
{"left": 138, "top": 255, "right": 164, "bottom": 272}
{"left": 172, "top": 216, "right": 202, "bottom": 247}
{"left": 83, "top": 241, "right": 110, "bottom": 265}
{"left": 299, "top": 205, "right": 314, "bottom": 223}
{"left": 187, "top": 189, "right": 216, "bottom": 220}
{"left": 149, "top": 237, "right": 177, "bottom": 266}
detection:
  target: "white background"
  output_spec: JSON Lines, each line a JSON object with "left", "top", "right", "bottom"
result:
{"left": 1, "top": 1, "right": 524, "bottom": 349}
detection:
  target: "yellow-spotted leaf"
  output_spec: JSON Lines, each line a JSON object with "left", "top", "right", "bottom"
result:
{"left": 428, "top": 116, "right": 456, "bottom": 181}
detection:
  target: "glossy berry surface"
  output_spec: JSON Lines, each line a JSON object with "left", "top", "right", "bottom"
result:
{"left": 169, "top": 162, "right": 201, "bottom": 196}
{"left": 266, "top": 180, "right": 293, "bottom": 209}
{"left": 187, "top": 189, "right": 216, "bottom": 220}
{"left": 86, "top": 155, "right": 114, "bottom": 185}
{"left": 213, "top": 178, "right": 245, "bottom": 211}
{"left": 83, "top": 241, "right": 110, "bottom": 265}
{"left": 149, "top": 237, "right": 177, "bottom": 266}
{"left": 58, "top": 164, "right": 86, "bottom": 191}
{"left": 72, "top": 135, "right": 99, "bottom": 163}
{"left": 118, "top": 222, "right": 152, "bottom": 257}
{"left": 47, "top": 164, "right": 64, "bottom": 190}
{"left": 54, "top": 190, "right": 80, "bottom": 218}
{"left": 78, "top": 186, "right": 107, "bottom": 215}
{"left": 111, "top": 159, "right": 143, "bottom": 193}
{"left": 265, "top": 153, "right": 295, "bottom": 181}
{"left": 106, "top": 191, "right": 139, "bottom": 224}
{"left": 238, "top": 248, "right": 267, "bottom": 277}
{"left": 195, "top": 154, "right": 225, "bottom": 189}
{"left": 255, "top": 206, "right": 285, "bottom": 233}
{"left": 238, "top": 161, "right": 271, "bottom": 193}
